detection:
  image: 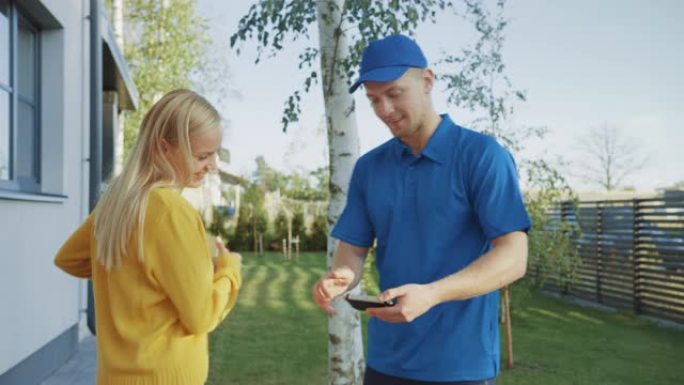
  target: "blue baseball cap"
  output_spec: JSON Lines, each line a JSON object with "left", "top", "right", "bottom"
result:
{"left": 349, "top": 34, "right": 428, "bottom": 93}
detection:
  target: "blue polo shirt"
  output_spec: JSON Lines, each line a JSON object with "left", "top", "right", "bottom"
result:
{"left": 331, "top": 114, "right": 531, "bottom": 382}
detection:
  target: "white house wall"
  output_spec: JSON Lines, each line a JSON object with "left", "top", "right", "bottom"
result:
{"left": 0, "top": 0, "right": 90, "bottom": 375}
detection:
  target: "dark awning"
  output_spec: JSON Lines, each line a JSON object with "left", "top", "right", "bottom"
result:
{"left": 101, "top": 18, "right": 138, "bottom": 111}
{"left": 218, "top": 166, "right": 244, "bottom": 185}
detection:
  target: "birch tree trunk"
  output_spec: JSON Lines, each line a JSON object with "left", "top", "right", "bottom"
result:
{"left": 316, "top": 1, "right": 364, "bottom": 384}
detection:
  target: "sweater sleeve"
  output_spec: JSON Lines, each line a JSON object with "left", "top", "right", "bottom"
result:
{"left": 54, "top": 214, "right": 93, "bottom": 278}
{"left": 147, "top": 202, "right": 241, "bottom": 334}
{"left": 211, "top": 251, "right": 242, "bottom": 328}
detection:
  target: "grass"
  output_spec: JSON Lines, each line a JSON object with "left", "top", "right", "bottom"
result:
{"left": 501, "top": 292, "right": 684, "bottom": 385}
{"left": 207, "top": 252, "right": 684, "bottom": 385}
{"left": 207, "top": 252, "right": 329, "bottom": 385}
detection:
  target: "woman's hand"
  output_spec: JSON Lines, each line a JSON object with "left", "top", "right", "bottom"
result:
{"left": 213, "top": 238, "right": 241, "bottom": 271}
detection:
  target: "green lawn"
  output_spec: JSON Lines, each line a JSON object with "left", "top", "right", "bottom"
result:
{"left": 207, "top": 252, "right": 684, "bottom": 385}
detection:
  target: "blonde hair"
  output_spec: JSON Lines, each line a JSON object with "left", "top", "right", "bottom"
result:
{"left": 94, "top": 89, "right": 220, "bottom": 269}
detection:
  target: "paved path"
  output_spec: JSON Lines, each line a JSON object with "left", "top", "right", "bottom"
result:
{"left": 40, "top": 336, "right": 96, "bottom": 385}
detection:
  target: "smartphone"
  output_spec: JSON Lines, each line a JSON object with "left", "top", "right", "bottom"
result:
{"left": 345, "top": 293, "right": 396, "bottom": 311}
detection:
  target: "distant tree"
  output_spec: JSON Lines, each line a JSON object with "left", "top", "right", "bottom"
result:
{"left": 523, "top": 160, "right": 580, "bottom": 292}
{"left": 207, "top": 205, "right": 231, "bottom": 242}
{"left": 284, "top": 172, "right": 315, "bottom": 200}
{"left": 122, "top": 0, "right": 212, "bottom": 154}
{"left": 274, "top": 208, "right": 289, "bottom": 243}
{"left": 281, "top": 167, "right": 330, "bottom": 201}
{"left": 575, "top": 124, "right": 649, "bottom": 191}
{"left": 291, "top": 206, "right": 306, "bottom": 238}
{"left": 253, "top": 156, "right": 287, "bottom": 193}
{"left": 230, "top": 203, "right": 253, "bottom": 251}
{"left": 307, "top": 212, "right": 329, "bottom": 251}
{"left": 230, "top": 182, "right": 268, "bottom": 252}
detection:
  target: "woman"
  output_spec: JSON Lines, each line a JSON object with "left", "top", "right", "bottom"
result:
{"left": 55, "top": 89, "right": 241, "bottom": 385}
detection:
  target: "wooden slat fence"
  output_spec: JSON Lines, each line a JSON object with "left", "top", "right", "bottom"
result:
{"left": 544, "top": 197, "right": 684, "bottom": 323}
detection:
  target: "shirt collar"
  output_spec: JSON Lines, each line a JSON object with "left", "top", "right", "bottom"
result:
{"left": 391, "top": 114, "right": 453, "bottom": 164}
{"left": 421, "top": 114, "right": 452, "bottom": 165}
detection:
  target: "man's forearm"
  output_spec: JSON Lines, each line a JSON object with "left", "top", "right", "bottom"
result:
{"left": 428, "top": 231, "right": 528, "bottom": 304}
{"left": 331, "top": 241, "right": 369, "bottom": 290}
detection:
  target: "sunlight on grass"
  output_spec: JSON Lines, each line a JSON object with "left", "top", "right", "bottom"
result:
{"left": 527, "top": 307, "right": 565, "bottom": 321}
{"left": 236, "top": 264, "right": 267, "bottom": 308}
{"left": 265, "top": 265, "right": 288, "bottom": 309}
{"left": 208, "top": 252, "right": 684, "bottom": 385}
{"left": 291, "top": 265, "right": 316, "bottom": 311}
{"left": 566, "top": 310, "right": 604, "bottom": 325}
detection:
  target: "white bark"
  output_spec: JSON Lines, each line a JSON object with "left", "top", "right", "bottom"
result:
{"left": 112, "top": 0, "right": 124, "bottom": 47}
{"left": 316, "top": 1, "right": 364, "bottom": 384}
{"left": 112, "top": 0, "right": 124, "bottom": 174}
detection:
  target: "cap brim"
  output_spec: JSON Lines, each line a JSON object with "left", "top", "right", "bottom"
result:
{"left": 348, "top": 66, "right": 411, "bottom": 93}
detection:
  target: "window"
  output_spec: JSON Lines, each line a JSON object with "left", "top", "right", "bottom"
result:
{"left": 0, "top": 0, "right": 40, "bottom": 192}
{"left": 1, "top": 1, "right": 10, "bottom": 180}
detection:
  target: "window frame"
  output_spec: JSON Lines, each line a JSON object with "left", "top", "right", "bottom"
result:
{"left": 0, "top": 0, "right": 41, "bottom": 193}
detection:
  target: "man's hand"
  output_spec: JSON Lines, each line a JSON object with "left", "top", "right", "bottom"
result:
{"left": 366, "top": 284, "right": 438, "bottom": 323}
{"left": 312, "top": 267, "right": 356, "bottom": 314}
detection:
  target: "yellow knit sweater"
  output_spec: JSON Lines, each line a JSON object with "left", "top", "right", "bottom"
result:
{"left": 55, "top": 188, "right": 241, "bottom": 385}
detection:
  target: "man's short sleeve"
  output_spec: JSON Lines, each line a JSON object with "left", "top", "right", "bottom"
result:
{"left": 469, "top": 138, "right": 531, "bottom": 240}
{"left": 331, "top": 161, "right": 375, "bottom": 247}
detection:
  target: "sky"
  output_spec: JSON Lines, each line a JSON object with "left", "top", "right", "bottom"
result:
{"left": 196, "top": 0, "right": 684, "bottom": 192}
